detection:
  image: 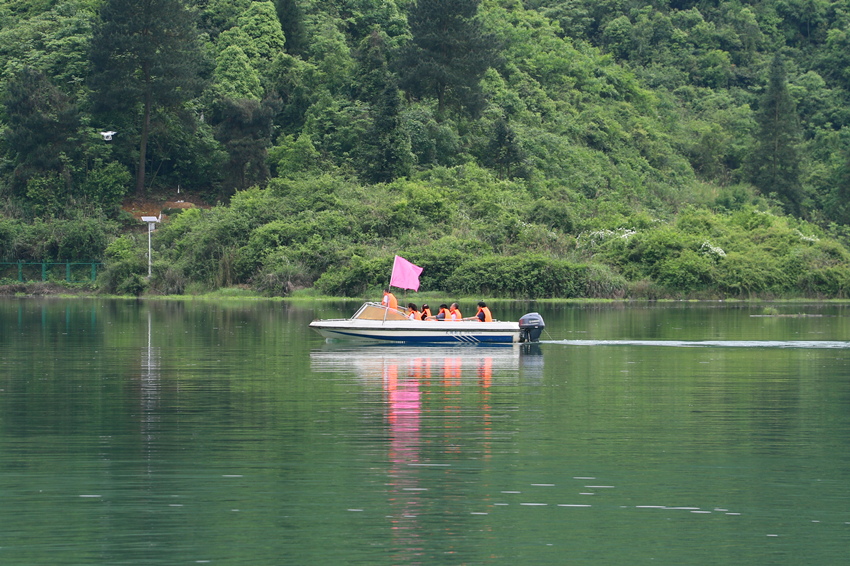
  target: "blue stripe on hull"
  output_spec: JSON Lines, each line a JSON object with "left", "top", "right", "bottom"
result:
{"left": 326, "top": 330, "right": 516, "bottom": 343}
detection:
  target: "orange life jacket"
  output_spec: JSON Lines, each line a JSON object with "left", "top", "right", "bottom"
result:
{"left": 383, "top": 292, "right": 398, "bottom": 310}
{"left": 421, "top": 307, "right": 432, "bottom": 320}
{"left": 449, "top": 307, "right": 462, "bottom": 321}
{"left": 408, "top": 310, "right": 420, "bottom": 320}
{"left": 476, "top": 306, "right": 493, "bottom": 322}
{"left": 436, "top": 308, "right": 448, "bottom": 320}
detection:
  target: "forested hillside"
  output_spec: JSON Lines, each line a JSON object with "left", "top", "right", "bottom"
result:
{"left": 2, "top": 0, "right": 850, "bottom": 297}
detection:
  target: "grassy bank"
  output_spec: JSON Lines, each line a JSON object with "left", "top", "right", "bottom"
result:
{"left": 6, "top": 280, "right": 850, "bottom": 306}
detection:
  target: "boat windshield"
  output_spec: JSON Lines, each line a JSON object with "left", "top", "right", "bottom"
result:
{"left": 352, "top": 302, "right": 409, "bottom": 321}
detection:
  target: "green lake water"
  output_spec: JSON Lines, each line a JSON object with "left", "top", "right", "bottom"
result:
{"left": 1, "top": 299, "right": 848, "bottom": 564}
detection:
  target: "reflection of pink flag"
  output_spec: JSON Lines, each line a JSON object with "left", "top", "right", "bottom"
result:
{"left": 390, "top": 255, "right": 423, "bottom": 291}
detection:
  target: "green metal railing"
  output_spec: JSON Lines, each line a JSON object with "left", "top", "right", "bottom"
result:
{"left": 0, "top": 261, "right": 103, "bottom": 283}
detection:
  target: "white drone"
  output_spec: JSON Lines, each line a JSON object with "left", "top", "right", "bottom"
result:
{"left": 100, "top": 131, "right": 117, "bottom": 141}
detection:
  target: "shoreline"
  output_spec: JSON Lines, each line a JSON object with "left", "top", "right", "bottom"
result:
{"left": 2, "top": 282, "right": 850, "bottom": 304}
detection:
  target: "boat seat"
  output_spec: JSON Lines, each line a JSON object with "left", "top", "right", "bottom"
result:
{"left": 353, "top": 304, "right": 409, "bottom": 321}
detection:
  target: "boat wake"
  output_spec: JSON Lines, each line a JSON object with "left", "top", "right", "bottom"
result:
{"left": 543, "top": 339, "right": 850, "bottom": 349}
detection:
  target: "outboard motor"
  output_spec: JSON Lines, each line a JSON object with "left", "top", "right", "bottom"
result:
{"left": 519, "top": 312, "right": 545, "bottom": 342}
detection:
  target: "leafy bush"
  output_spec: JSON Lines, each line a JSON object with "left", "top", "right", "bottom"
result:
{"left": 54, "top": 214, "right": 114, "bottom": 260}
{"left": 714, "top": 185, "right": 752, "bottom": 211}
{"left": 314, "top": 255, "right": 393, "bottom": 296}
{"left": 446, "top": 255, "right": 588, "bottom": 298}
{"left": 80, "top": 160, "right": 132, "bottom": 209}
{"left": 152, "top": 261, "right": 188, "bottom": 295}
{"left": 715, "top": 250, "right": 790, "bottom": 295}
{"left": 24, "top": 173, "right": 65, "bottom": 218}
{"left": 0, "top": 218, "right": 25, "bottom": 261}
{"left": 527, "top": 199, "right": 575, "bottom": 233}
{"left": 0, "top": 214, "right": 115, "bottom": 261}
{"left": 585, "top": 263, "right": 628, "bottom": 298}
{"left": 254, "top": 254, "right": 313, "bottom": 296}
{"left": 797, "top": 265, "right": 850, "bottom": 297}
{"left": 98, "top": 235, "right": 148, "bottom": 295}
{"left": 656, "top": 249, "right": 715, "bottom": 291}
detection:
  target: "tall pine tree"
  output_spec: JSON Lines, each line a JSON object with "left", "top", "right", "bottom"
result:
{"left": 748, "top": 53, "right": 804, "bottom": 215}
{"left": 275, "top": 0, "right": 307, "bottom": 56}
{"left": 486, "top": 117, "right": 527, "bottom": 180}
{"left": 89, "top": 0, "right": 204, "bottom": 196}
{"left": 2, "top": 68, "right": 81, "bottom": 188}
{"left": 212, "top": 97, "right": 280, "bottom": 192}
{"left": 394, "top": 0, "right": 497, "bottom": 116}
{"left": 1, "top": 68, "right": 82, "bottom": 215}
{"left": 356, "top": 80, "right": 413, "bottom": 183}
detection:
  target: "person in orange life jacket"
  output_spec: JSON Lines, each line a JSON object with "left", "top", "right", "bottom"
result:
{"left": 449, "top": 303, "right": 463, "bottom": 321}
{"left": 435, "top": 304, "right": 449, "bottom": 320}
{"left": 420, "top": 304, "right": 432, "bottom": 320}
{"left": 407, "top": 303, "right": 420, "bottom": 320}
{"left": 476, "top": 301, "right": 493, "bottom": 322}
{"left": 382, "top": 289, "right": 398, "bottom": 310}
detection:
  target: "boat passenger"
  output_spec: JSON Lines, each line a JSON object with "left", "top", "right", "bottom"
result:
{"left": 420, "top": 304, "right": 432, "bottom": 320}
{"left": 435, "top": 304, "right": 449, "bottom": 320}
{"left": 407, "top": 303, "right": 420, "bottom": 320}
{"left": 476, "top": 301, "right": 493, "bottom": 322}
{"left": 449, "top": 303, "right": 463, "bottom": 321}
{"left": 382, "top": 289, "right": 398, "bottom": 310}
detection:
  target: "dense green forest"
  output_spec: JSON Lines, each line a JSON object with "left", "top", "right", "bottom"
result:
{"left": 2, "top": 0, "right": 850, "bottom": 297}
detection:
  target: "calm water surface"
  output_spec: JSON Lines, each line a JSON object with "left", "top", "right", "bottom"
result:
{"left": 1, "top": 299, "right": 848, "bottom": 564}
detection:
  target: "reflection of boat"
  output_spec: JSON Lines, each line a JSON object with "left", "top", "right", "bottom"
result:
{"left": 309, "top": 302, "right": 545, "bottom": 344}
{"left": 310, "top": 343, "right": 523, "bottom": 374}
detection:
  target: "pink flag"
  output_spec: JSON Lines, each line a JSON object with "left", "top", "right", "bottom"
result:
{"left": 390, "top": 255, "right": 423, "bottom": 291}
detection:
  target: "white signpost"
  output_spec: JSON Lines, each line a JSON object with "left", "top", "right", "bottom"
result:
{"left": 141, "top": 216, "right": 160, "bottom": 278}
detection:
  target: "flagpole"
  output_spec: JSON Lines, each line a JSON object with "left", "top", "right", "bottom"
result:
{"left": 388, "top": 255, "right": 396, "bottom": 297}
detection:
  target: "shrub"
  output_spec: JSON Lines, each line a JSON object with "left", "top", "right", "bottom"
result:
{"left": 731, "top": 207, "right": 775, "bottom": 231}
{"left": 24, "top": 173, "right": 64, "bottom": 218}
{"left": 399, "top": 181, "right": 453, "bottom": 224}
{"left": 714, "top": 185, "right": 752, "bottom": 211}
{"left": 314, "top": 255, "right": 393, "bottom": 296}
{"left": 98, "top": 235, "right": 147, "bottom": 295}
{"left": 0, "top": 215, "right": 116, "bottom": 261}
{"left": 585, "top": 263, "right": 628, "bottom": 298}
{"left": 715, "top": 250, "right": 790, "bottom": 295}
{"left": 152, "top": 261, "right": 188, "bottom": 295}
{"left": 0, "top": 218, "right": 24, "bottom": 261}
{"left": 254, "top": 259, "right": 313, "bottom": 296}
{"left": 403, "top": 237, "right": 492, "bottom": 291}
{"left": 527, "top": 198, "right": 575, "bottom": 233}
{"left": 675, "top": 208, "right": 717, "bottom": 236}
{"left": 625, "top": 228, "right": 694, "bottom": 270}
{"left": 54, "top": 215, "right": 113, "bottom": 260}
{"left": 80, "top": 160, "right": 132, "bottom": 209}
{"left": 656, "top": 249, "right": 715, "bottom": 291}
{"left": 797, "top": 266, "right": 850, "bottom": 297}
{"left": 627, "top": 278, "right": 666, "bottom": 299}
{"left": 446, "top": 255, "right": 588, "bottom": 298}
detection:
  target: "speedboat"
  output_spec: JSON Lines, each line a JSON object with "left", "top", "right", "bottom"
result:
{"left": 309, "top": 302, "right": 545, "bottom": 344}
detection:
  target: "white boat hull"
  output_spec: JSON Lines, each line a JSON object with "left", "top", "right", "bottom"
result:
{"left": 309, "top": 318, "right": 521, "bottom": 344}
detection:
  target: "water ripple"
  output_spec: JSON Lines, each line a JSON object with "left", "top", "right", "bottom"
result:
{"left": 545, "top": 340, "right": 850, "bottom": 349}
